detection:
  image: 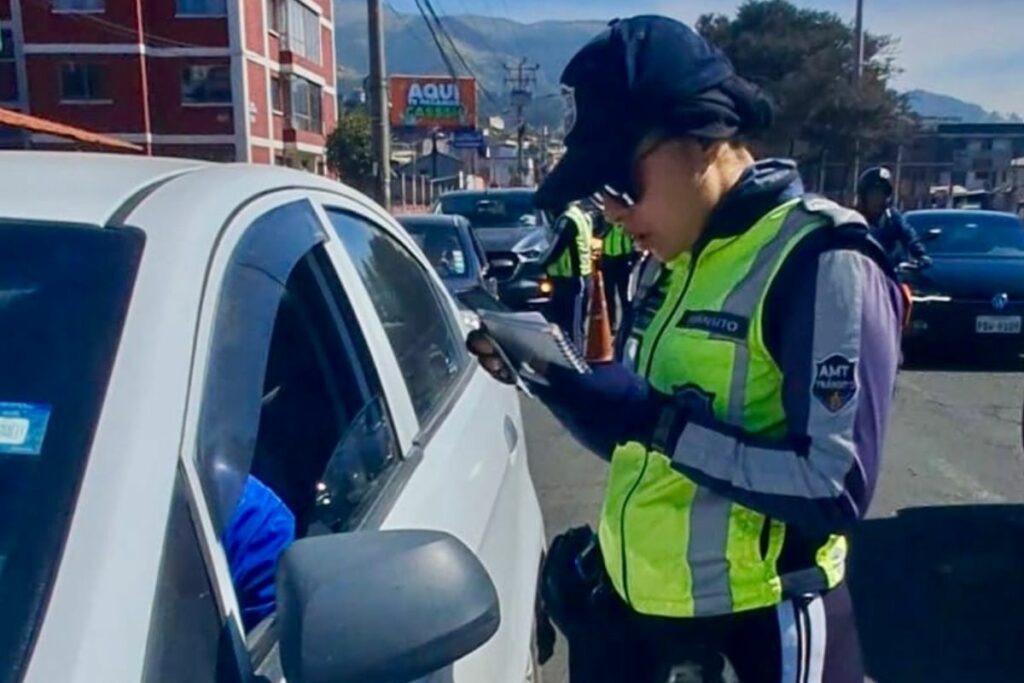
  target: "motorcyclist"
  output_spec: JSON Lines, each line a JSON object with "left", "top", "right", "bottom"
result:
{"left": 857, "top": 166, "right": 931, "bottom": 267}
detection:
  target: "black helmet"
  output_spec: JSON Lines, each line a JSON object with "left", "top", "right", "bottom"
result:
{"left": 858, "top": 167, "right": 894, "bottom": 197}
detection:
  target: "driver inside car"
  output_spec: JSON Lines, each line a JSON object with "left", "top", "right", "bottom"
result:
{"left": 222, "top": 475, "right": 296, "bottom": 630}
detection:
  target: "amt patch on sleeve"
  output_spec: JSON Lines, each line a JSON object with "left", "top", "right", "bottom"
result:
{"left": 813, "top": 355, "right": 858, "bottom": 413}
{"left": 0, "top": 402, "right": 52, "bottom": 456}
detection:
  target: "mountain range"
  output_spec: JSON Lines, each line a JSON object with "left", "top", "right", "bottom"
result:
{"left": 906, "top": 90, "right": 1022, "bottom": 124}
{"left": 333, "top": 1, "right": 1019, "bottom": 128}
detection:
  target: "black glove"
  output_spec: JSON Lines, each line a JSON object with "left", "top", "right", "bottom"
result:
{"left": 540, "top": 526, "right": 604, "bottom": 638}
{"left": 466, "top": 328, "right": 518, "bottom": 386}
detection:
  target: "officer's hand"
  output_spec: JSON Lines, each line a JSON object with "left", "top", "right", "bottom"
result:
{"left": 466, "top": 328, "right": 518, "bottom": 385}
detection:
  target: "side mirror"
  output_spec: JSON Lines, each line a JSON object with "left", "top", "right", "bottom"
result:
{"left": 276, "top": 530, "right": 500, "bottom": 683}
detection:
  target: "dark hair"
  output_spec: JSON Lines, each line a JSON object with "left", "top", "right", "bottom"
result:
{"left": 654, "top": 74, "right": 775, "bottom": 144}
{"left": 719, "top": 75, "right": 775, "bottom": 135}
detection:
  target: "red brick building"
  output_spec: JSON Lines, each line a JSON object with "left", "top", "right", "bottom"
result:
{"left": 0, "top": 0, "right": 336, "bottom": 170}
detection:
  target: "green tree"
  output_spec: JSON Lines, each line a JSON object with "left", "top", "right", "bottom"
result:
{"left": 327, "top": 110, "right": 374, "bottom": 191}
{"left": 697, "top": 0, "right": 913, "bottom": 185}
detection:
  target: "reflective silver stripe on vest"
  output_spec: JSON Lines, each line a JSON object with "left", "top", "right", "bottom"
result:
{"left": 719, "top": 203, "right": 826, "bottom": 423}
{"left": 673, "top": 250, "right": 870, "bottom": 500}
{"left": 688, "top": 487, "right": 735, "bottom": 615}
{"left": 684, "top": 201, "right": 830, "bottom": 616}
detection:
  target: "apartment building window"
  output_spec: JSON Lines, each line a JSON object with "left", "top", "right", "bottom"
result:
{"left": 60, "top": 63, "right": 108, "bottom": 103}
{"left": 271, "top": 75, "right": 284, "bottom": 113}
{"left": 176, "top": 0, "right": 227, "bottom": 16}
{"left": 290, "top": 76, "right": 322, "bottom": 133}
{"left": 284, "top": 0, "right": 320, "bottom": 63}
{"left": 266, "top": 0, "right": 282, "bottom": 32}
{"left": 0, "top": 28, "right": 17, "bottom": 103}
{"left": 0, "top": 29, "right": 13, "bottom": 60}
{"left": 182, "top": 65, "right": 232, "bottom": 105}
{"left": 51, "top": 0, "right": 104, "bottom": 12}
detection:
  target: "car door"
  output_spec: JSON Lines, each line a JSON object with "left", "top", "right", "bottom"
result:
{"left": 316, "top": 198, "right": 544, "bottom": 683}
{"left": 141, "top": 191, "right": 428, "bottom": 683}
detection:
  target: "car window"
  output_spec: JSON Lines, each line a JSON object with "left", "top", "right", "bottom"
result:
{"left": 0, "top": 221, "right": 143, "bottom": 681}
{"left": 142, "top": 473, "right": 229, "bottom": 683}
{"left": 906, "top": 213, "right": 1024, "bottom": 256}
{"left": 437, "top": 192, "right": 544, "bottom": 228}
{"left": 249, "top": 249, "right": 399, "bottom": 539}
{"left": 403, "top": 222, "right": 470, "bottom": 278}
{"left": 325, "top": 210, "right": 469, "bottom": 423}
{"left": 197, "top": 200, "right": 401, "bottom": 640}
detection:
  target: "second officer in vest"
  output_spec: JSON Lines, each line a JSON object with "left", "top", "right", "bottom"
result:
{"left": 601, "top": 219, "right": 636, "bottom": 330}
{"left": 469, "top": 16, "right": 903, "bottom": 683}
{"left": 542, "top": 200, "right": 593, "bottom": 348}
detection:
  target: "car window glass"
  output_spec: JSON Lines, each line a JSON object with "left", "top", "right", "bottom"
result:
{"left": 142, "top": 473, "right": 229, "bottom": 683}
{"left": 200, "top": 202, "right": 400, "bottom": 642}
{"left": 248, "top": 248, "right": 399, "bottom": 540}
{"left": 437, "top": 192, "right": 543, "bottom": 228}
{"left": 0, "top": 221, "right": 143, "bottom": 681}
{"left": 403, "top": 222, "right": 469, "bottom": 277}
{"left": 221, "top": 247, "right": 401, "bottom": 638}
{"left": 324, "top": 210, "right": 469, "bottom": 423}
{"left": 906, "top": 213, "right": 1024, "bottom": 255}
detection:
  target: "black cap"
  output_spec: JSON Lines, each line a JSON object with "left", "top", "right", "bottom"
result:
{"left": 536, "top": 16, "right": 771, "bottom": 210}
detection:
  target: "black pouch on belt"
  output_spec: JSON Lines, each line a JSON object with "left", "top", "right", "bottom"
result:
{"left": 540, "top": 526, "right": 610, "bottom": 638}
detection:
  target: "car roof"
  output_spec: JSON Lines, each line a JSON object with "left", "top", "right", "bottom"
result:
{"left": 0, "top": 152, "right": 375, "bottom": 231}
{"left": 0, "top": 152, "right": 211, "bottom": 225}
{"left": 397, "top": 214, "right": 468, "bottom": 228}
{"left": 905, "top": 209, "right": 1021, "bottom": 221}
{"left": 439, "top": 188, "right": 536, "bottom": 198}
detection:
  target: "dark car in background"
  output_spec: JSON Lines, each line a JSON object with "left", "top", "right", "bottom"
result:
{"left": 433, "top": 189, "right": 554, "bottom": 309}
{"left": 901, "top": 210, "right": 1024, "bottom": 360}
{"left": 396, "top": 214, "right": 506, "bottom": 312}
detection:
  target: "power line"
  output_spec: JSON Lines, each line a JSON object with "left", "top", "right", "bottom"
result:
{"left": 24, "top": 0, "right": 207, "bottom": 48}
{"left": 412, "top": 0, "right": 461, "bottom": 82}
{"left": 385, "top": 1, "right": 437, "bottom": 56}
{"left": 419, "top": 0, "right": 503, "bottom": 109}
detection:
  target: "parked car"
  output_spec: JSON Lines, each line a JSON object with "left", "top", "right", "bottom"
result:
{"left": 901, "top": 209, "right": 1024, "bottom": 359}
{"left": 433, "top": 189, "right": 554, "bottom": 309}
{"left": 396, "top": 214, "right": 507, "bottom": 311}
{"left": 0, "top": 153, "right": 545, "bottom": 683}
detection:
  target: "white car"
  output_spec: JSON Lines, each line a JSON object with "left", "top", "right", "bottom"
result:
{"left": 0, "top": 153, "right": 545, "bottom": 683}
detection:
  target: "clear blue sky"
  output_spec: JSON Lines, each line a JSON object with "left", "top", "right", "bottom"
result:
{"left": 387, "top": 0, "right": 1023, "bottom": 115}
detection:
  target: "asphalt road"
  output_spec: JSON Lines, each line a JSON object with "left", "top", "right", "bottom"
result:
{"left": 525, "top": 362, "right": 1024, "bottom": 683}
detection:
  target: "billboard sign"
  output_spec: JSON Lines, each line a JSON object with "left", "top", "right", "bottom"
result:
{"left": 390, "top": 75, "right": 478, "bottom": 131}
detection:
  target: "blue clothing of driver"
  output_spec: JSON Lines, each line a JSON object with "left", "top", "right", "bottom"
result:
{"left": 222, "top": 475, "right": 296, "bottom": 630}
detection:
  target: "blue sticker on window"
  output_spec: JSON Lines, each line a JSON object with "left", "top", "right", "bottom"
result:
{"left": 0, "top": 402, "right": 52, "bottom": 456}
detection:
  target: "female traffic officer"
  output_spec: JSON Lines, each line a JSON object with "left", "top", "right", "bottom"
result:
{"left": 469, "top": 16, "right": 904, "bottom": 683}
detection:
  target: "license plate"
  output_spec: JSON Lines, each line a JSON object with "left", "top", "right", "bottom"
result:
{"left": 975, "top": 315, "right": 1022, "bottom": 334}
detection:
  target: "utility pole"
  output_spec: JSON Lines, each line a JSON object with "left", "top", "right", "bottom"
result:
{"left": 431, "top": 128, "right": 440, "bottom": 179}
{"left": 367, "top": 0, "right": 392, "bottom": 209}
{"left": 538, "top": 126, "right": 549, "bottom": 184}
{"left": 504, "top": 58, "right": 539, "bottom": 187}
{"left": 851, "top": 0, "right": 865, "bottom": 202}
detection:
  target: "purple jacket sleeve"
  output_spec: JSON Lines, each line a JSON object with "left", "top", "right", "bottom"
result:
{"left": 667, "top": 249, "right": 903, "bottom": 534}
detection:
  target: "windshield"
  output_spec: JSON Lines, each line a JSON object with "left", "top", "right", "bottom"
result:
{"left": 404, "top": 222, "right": 471, "bottom": 278}
{"left": 906, "top": 213, "right": 1024, "bottom": 256}
{"left": 0, "top": 221, "right": 143, "bottom": 679}
{"left": 436, "top": 193, "right": 544, "bottom": 229}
